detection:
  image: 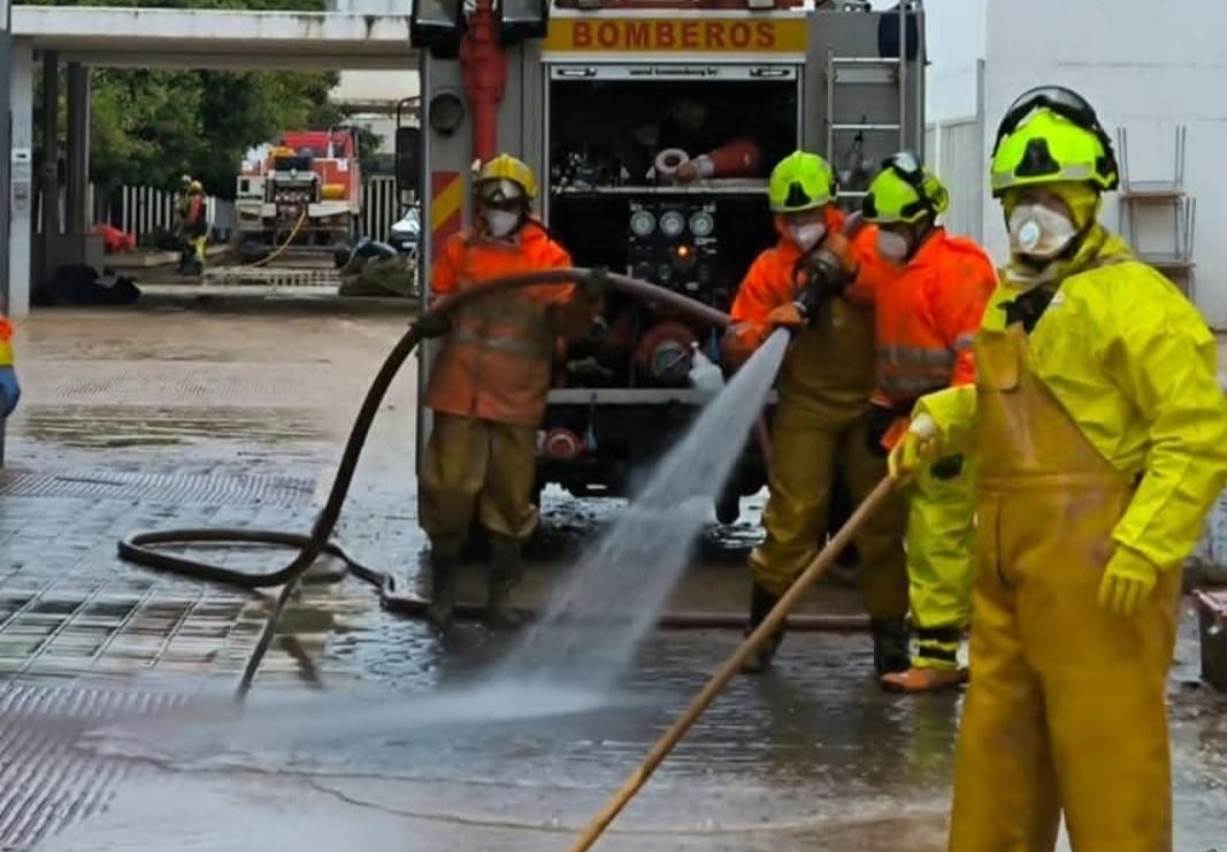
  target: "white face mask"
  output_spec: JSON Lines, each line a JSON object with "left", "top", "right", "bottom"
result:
{"left": 789, "top": 222, "right": 826, "bottom": 252}
{"left": 484, "top": 209, "right": 521, "bottom": 239}
{"left": 877, "top": 229, "right": 911, "bottom": 263}
{"left": 1008, "top": 203, "right": 1077, "bottom": 259}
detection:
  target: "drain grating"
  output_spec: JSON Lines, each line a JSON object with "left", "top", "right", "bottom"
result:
{"left": 204, "top": 266, "right": 341, "bottom": 289}
{"left": 0, "top": 471, "right": 316, "bottom": 507}
{"left": 0, "top": 682, "right": 189, "bottom": 849}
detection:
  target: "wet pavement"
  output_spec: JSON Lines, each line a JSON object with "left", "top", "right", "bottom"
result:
{"left": 1, "top": 301, "right": 1226, "bottom": 851}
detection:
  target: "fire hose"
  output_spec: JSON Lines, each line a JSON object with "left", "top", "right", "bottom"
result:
{"left": 117, "top": 267, "right": 869, "bottom": 700}
{"left": 247, "top": 209, "right": 309, "bottom": 268}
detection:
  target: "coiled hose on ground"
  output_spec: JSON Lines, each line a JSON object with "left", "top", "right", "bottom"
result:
{"left": 116, "top": 267, "right": 867, "bottom": 698}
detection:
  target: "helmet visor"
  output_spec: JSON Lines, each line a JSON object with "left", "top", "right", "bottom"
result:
{"left": 994, "top": 86, "right": 1111, "bottom": 155}
{"left": 477, "top": 178, "right": 526, "bottom": 207}
{"left": 885, "top": 150, "right": 924, "bottom": 185}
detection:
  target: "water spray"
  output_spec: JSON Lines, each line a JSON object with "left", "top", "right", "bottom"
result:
{"left": 115, "top": 268, "right": 790, "bottom": 699}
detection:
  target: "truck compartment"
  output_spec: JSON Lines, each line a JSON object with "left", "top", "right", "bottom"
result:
{"left": 548, "top": 76, "right": 799, "bottom": 191}
{"left": 545, "top": 69, "right": 798, "bottom": 386}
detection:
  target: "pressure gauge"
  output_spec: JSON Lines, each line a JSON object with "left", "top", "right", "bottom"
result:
{"left": 660, "top": 210, "right": 686, "bottom": 239}
{"left": 688, "top": 211, "right": 715, "bottom": 238}
{"left": 629, "top": 209, "right": 657, "bottom": 237}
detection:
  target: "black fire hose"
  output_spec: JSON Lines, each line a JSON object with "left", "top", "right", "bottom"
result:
{"left": 116, "top": 268, "right": 865, "bottom": 698}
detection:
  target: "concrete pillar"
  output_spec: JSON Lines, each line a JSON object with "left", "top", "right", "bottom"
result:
{"left": 7, "top": 41, "right": 33, "bottom": 318}
{"left": 65, "top": 62, "right": 89, "bottom": 235}
{"left": 39, "top": 50, "right": 58, "bottom": 286}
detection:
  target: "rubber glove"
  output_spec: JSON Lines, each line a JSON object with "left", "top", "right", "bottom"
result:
{"left": 1097, "top": 546, "right": 1159, "bottom": 617}
{"left": 765, "top": 302, "right": 805, "bottom": 331}
{"left": 0, "top": 367, "right": 19, "bottom": 418}
{"left": 887, "top": 413, "right": 941, "bottom": 481}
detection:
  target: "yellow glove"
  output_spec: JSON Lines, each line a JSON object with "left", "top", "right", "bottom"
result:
{"left": 887, "top": 413, "right": 941, "bottom": 481}
{"left": 1096, "top": 547, "right": 1159, "bottom": 617}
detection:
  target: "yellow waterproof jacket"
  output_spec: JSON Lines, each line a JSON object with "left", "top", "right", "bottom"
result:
{"left": 918, "top": 228, "right": 1227, "bottom": 571}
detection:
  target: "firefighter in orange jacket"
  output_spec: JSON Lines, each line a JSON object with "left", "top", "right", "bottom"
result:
{"left": 421, "top": 155, "right": 594, "bottom": 630}
{"left": 856, "top": 153, "right": 996, "bottom": 692}
{"left": 723, "top": 151, "right": 909, "bottom": 674}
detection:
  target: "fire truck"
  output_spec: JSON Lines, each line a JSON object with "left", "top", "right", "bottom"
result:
{"left": 411, "top": 0, "right": 924, "bottom": 521}
{"left": 235, "top": 129, "right": 363, "bottom": 256}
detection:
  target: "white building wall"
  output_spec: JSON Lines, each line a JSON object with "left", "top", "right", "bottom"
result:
{"left": 332, "top": 69, "right": 419, "bottom": 105}
{"left": 923, "top": 0, "right": 985, "bottom": 125}
{"left": 981, "top": 0, "right": 1227, "bottom": 327}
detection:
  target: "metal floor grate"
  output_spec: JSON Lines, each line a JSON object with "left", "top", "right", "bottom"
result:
{"left": 0, "top": 471, "right": 316, "bottom": 507}
{"left": 0, "top": 682, "right": 189, "bottom": 849}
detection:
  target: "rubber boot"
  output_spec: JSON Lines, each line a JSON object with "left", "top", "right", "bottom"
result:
{"left": 740, "top": 584, "right": 785, "bottom": 674}
{"left": 870, "top": 617, "right": 910, "bottom": 677}
{"left": 485, "top": 535, "right": 524, "bottom": 630}
{"left": 427, "top": 551, "right": 457, "bottom": 631}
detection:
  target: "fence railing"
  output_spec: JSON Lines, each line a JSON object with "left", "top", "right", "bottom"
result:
{"left": 364, "top": 175, "right": 404, "bottom": 242}
{"left": 36, "top": 175, "right": 403, "bottom": 246}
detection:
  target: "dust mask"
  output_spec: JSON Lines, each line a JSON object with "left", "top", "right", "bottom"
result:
{"left": 1008, "top": 203, "right": 1076, "bottom": 259}
{"left": 484, "top": 209, "right": 521, "bottom": 239}
{"left": 877, "top": 229, "right": 911, "bottom": 263}
{"left": 789, "top": 222, "right": 826, "bottom": 252}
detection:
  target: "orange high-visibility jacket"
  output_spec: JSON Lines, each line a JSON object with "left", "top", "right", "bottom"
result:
{"left": 725, "top": 208, "right": 886, "bottom": 413}
{"left": 425, "top": 224, "right": 575, "bottom": 428}
{"left": 853, "top": 228, "right": 996, "bottom": 406}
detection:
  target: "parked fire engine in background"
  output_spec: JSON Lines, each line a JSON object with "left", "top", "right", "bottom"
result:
{"left": 408, "top": 0, "right": 924, "bottom": 519}
{"left": 236, "top": 129, "right": 363, "bottom": 260}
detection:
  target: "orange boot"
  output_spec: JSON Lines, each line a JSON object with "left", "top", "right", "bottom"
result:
{"left": 881, "top": 665, "right": 967, "bottom": 693}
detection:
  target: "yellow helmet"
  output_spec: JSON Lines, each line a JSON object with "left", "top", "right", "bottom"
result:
{"left": 768, "top": 151, "right": 836, "bottom": 213}
{"left": 188, "top": 180, "right": 204, "bottom": 194}
{"left": 477, "top": 154, "right": 538, "bottom": 201}
{"left": 862, "top": 151, "right": 949, "bottom": 224}
{"left": 990, "top": 86, "right": 1119, "bottom": 196}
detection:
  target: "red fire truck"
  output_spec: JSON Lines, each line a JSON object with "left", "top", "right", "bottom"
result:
{"left": 410, "top": 0, "right": 925, "bottom": 520}
{"left": 236, "top": 129, "right": 363, "bottom": 255}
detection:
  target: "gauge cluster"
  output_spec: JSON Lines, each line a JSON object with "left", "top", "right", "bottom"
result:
{"left": 627, "top": 200, "right": 720, "bottom": 301}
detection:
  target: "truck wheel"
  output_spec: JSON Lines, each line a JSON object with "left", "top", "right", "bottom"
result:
{"left": 715, "top": 491, "right": 741, "bottom": 525}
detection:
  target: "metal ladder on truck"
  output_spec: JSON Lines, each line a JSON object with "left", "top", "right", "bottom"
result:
{"left": 825, "top": 1, "right": 920, "bottom": 205}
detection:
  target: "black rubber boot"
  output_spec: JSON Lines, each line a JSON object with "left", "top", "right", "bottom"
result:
{"left": 740, "top": 584, "right": 785, "bottom": 674}
{"left": 427, "top": 551, "right": 457, "bottom": 631}
{"left": 485, "top": 536, "right": 524, "bottom": 630}
{"left": 871, "top": 617, "right": 910, "bottom": 676}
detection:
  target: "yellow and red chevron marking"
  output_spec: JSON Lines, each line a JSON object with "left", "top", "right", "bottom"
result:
{"left": 430, "top": 171, "right": 464, "bottom": 264}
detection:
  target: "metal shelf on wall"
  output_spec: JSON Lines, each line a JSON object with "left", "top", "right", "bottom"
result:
{"left": 1116, "top": 125, "right": 1197, "bottom": 298}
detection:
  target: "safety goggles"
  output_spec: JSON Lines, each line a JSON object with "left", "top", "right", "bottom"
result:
{"left": 476, "top": 178, "right": 526, "bottom": 207}
{"left": 992, "top": 85, "right": 1113, "bottom": 156}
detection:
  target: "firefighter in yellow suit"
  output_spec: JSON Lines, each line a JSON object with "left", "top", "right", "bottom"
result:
{"left": 892, "top": 87, "right": 1227, "bottom": 851}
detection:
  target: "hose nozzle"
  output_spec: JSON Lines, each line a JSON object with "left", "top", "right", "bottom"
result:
{"left": 793, "top": 247, "right": 849, "bottom": 320}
